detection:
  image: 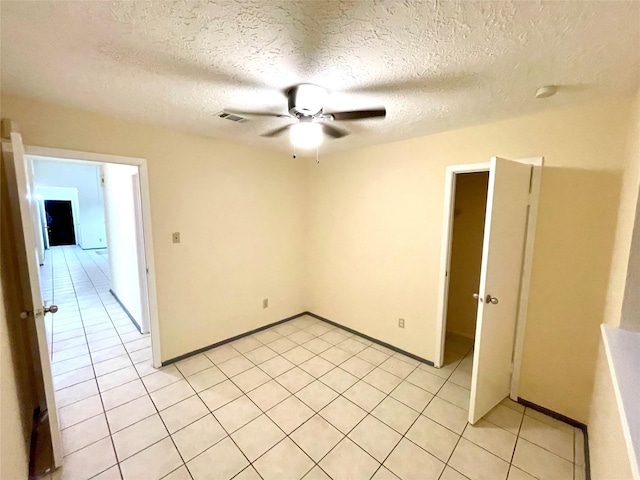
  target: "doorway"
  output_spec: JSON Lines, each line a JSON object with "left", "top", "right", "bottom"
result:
{"left": 435, "top": 157, "right": 543, "bottom": 424}
{"left": 445, "top": 172, "right": 489, "bottom": 340}
{"left": 3, "top": 130, "right": 161, "bottom": 469}
{"left": 44, "top": 200, "right": 76, "bottom": 246}
{"left": 33, "top": 157, "right": 153, "bottom": 340}
{"left": 441, "top": 171, "right": 489, "bottom": 381}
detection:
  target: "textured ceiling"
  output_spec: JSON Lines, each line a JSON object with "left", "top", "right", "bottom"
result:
{"left": 2, "top": 1, "right": 639, "bottom": 156}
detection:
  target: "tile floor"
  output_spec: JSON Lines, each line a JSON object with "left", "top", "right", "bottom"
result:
{"left": 42, "top": 247, "right": 587, "bottom": 480}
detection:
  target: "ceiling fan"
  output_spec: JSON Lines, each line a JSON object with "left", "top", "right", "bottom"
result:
{"left": 229, "top": 84, "right": 386, "bottom": 149}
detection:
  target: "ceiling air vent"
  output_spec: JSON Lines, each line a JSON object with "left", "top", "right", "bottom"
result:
{"left": 216, "top": 111, "right": 248, "bottom": 123}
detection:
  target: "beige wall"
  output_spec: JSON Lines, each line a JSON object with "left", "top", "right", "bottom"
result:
{"left": 102, "top": 163, "right": 145, "bottom": 329}
{"left": 306, "top": 98, "right": 632, "bottom": 423}
{"left": 587, "top": 89, "right": 640, "bottom": 479}
{"left": 1, "top": 93, "right": 307, "bottom": 361}
{"left": 446, "top": 172, "right": 489, "bottom": 339}
{"left": 2, "top": 92, "right": 638, "bottom": 476}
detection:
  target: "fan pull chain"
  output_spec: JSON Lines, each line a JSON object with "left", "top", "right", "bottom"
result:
{"left": 316, "top": 146, "right": 320, "bottom": 164}
{"left": 292, "top": 146, "right": 297, "bottom": 159}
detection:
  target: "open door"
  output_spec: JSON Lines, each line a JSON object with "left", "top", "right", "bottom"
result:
{"left": 469, "top": 157, "right": 532, "bottom": 424}
{"left": 2, "top": 130, "right": 63, "bottom": 467}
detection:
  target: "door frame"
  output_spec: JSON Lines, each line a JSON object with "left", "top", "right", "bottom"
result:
{"left": 131, "top": 172, "right": 151, "bottom": 334}
{"left": 434, "top": 157, "right": 543, "bottom": 400}
{"left": 24, "top": 145, "right": 162, "bottom": 368}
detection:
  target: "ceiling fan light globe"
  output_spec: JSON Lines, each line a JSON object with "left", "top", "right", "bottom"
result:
{"left": 290, "top": 122, "right": 323, "bottom": 149}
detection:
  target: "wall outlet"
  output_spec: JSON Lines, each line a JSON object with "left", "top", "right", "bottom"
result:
{"left": 398, "top": 318, "right": 405, "bottom": 328}
{"left": 263, "top": 298, "right": 269, "bottom": 309}
{"left": 172, "top": 232, "right": 180, "bottom": 244}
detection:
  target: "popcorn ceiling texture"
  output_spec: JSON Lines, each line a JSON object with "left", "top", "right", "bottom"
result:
{"left": 1, "top": 1, "right": 639, "bottom": 154}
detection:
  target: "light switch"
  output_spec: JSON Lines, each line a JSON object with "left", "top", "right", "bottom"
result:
{"left": 172, "top": 232, "right": 180, "bottom": 244}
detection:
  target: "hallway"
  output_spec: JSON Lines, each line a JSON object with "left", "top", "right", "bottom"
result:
{"left": 41, "top": 246, "right": 152, "bottom": 466}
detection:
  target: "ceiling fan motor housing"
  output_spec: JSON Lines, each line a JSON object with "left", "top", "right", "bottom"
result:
{"left": 288, "top": 84, "right": 328, "bottom": 117}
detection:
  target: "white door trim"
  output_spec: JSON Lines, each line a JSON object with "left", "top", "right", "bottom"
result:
{"left": 131, "top": 172, "right": 151, "bottom": 334}
{"left": 24, "top": 145, "right": 162, "bottom": 368}
{"left": 434, "top": 157, "right": 543, "bottom": 400}
{"left": 434, "top": 163, "right": 490, "bottom": 368}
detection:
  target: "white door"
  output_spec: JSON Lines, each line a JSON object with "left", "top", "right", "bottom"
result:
{"left": 469, "top": 157, "right": 532, "bottom": 424}
{"left": 2, "top": 131, "right": 63, "bottom": 466}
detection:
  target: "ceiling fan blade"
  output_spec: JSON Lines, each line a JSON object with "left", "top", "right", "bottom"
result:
{"left": 227, "top": 110, "right": 290, "bottom": 119}
{"left": 261, "top": 124, "right": 293, "bottom": 138}
{"left": 322, "top": 123, "right": 349, "bottom": 139}
{"left": 327, "top": 108, "right": 386, "bottom": 121}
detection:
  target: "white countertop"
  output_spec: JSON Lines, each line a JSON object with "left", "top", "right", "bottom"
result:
{"left": 601, "top": 324, "right": 640, "bottom": 480}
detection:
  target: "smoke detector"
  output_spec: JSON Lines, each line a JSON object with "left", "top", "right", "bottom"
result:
{"left": 535, "top": 86, "right": 558, "bottom": 99}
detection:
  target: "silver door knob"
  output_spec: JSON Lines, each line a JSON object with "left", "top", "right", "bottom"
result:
{"left": 44, "top": 305, "right": 58, "bottom": 314}
{"left": 472, "top": 293, "right": 479, "bottom": 300}
{"left": 485, "top": 295, "right": 499, "bottom": 305}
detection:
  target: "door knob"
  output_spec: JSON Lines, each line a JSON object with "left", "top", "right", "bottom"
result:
{"left": 472, "top": 293, "right": 479, "bottom": 300}
{"left": 485, "top": 295, "right": 499, "bottom": 305}
{"left": 44, "top": 305, "right": 58, "bottom": 314}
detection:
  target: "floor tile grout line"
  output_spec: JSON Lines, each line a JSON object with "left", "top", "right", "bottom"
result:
{"left": 426, "top": 345, "right": 489, "bottom": 468}
{"left": 433, "top": 348, "right": 473, "bottom": 476}
{"left": 56, "top": 357, "right": 143, "bottom": 394}
{"left": 163, "top": 342, "right": 293, "bottom": 479}
{"left": 513, "top": 428, "right": 578, "bottom": 469}
{"left": 276, "top": 330, "right": 548, "bottom": 479}
{"left": 440, "top": 345, "right": 576, "bottom": 477}
{"left": 66, "top": 246, "right": 162, "bottom": 477}
{"left": 506, "top": 400, "right": 528, "bottom": 476}
{"left": 74, "top": 317, "right": 427, "bottom": 450}
{"left": 50, "top": 251, "right": 573, "bottom": 480}
{"left": 180, "top": 321, "right": 436, "bottom": 479}
{"left": 182, "top": 322, "right": 348, "bottom": 477}
{"left": 212, "top": 325, "right": 425, "bottom": 423}
{"left": 68, "top": 245, "right": 192, "bottom": 480}
{"left": 186, "top": 340, "right": 297, "bottom": 469}
{"left": 53, "top": 246, "right": 124, "bottom": 480}
{"left": 206, "top": 344, "right": 337, "bottom": 478}
{"left": 301, "top": 334, "right": 453, "bottom": 478}
{"left": 358, "top": 346, "right": 472, "bottom": 478}
{"left": 573, "top": 421, "right": 576, "bottom": 479}
{"left": 437, "top": 346, "right": 524, "bottom": 472}
{"left": 51, "top": 324, "right": 149, "bottom": 372}
{"left": 198, "top": 363, "right": 280, "bottom": 479}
